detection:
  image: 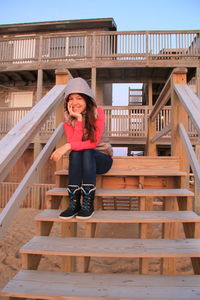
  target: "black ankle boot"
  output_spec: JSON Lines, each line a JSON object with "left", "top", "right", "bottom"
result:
{"left": 76, "top": 184, "right": 96, "bottom": 219}
{"left": 59, "top": 185, "right": 81, "bottom": 219}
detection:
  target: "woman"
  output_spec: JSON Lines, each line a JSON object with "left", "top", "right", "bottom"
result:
{"left": 50, "top": 77, "right": 113, "bottom": 220}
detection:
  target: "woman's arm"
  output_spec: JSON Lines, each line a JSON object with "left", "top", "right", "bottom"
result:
{"left": 50, "top": 143, "right": 71, "bottom": 162}
{"left": 64, "top": 107, "right": 105, "bottom": 151}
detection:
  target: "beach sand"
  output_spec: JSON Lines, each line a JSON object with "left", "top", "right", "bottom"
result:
{"left": 0, "top": 208, "right": 193, "bottom": 292}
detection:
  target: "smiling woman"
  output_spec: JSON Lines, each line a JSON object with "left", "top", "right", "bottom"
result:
{"left": 50, "top": 77, "right": 113, "bottom": 220}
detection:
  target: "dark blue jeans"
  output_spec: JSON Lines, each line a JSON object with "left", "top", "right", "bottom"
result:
{"left": 68, "top": 149, "right": 113, "bottom": 186}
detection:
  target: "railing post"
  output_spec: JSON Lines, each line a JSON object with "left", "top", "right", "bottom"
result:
{"left": 55, "top": 69, "right": 71, "bottom": 171}
{"left": 146, "top": 117, "right": 157, "bottom": 156}
{"left": 171, "top": 68, "right": 188, "bottom": 187}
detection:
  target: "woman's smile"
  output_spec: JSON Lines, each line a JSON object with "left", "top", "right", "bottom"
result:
{"left": 68, "top": 94, "right": 87, "bottom": 113}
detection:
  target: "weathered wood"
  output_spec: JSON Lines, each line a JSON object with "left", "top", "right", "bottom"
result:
{"left": 21, "top": 253, "right": 41, "bottom": 270}
{"left": 146, "top": 117, "right": 157, "bottom": 155}
{"left": 179, "top": 124, "right": 200, "bottom": 190}
{"left": 162, "top": 197, "right": 178, "bottom": 275}
{"left": 46, "top": 187, "right": 193, "bottom": 197}
{"left": 0, "top": 124, "right": 63, "bottom": 237}
{"left": 20, "top": 236, "right": 200, "bottom": 258}
{"left": 1, "top": 270, "right": 200, "bottom": 300}
{"left": 35, "top": 209, "right": 200, "bottom": 224}
{"left": 171, "top": 69, "right": 189, "bottom": 182}
{"left": 55, "top": 69, "right": 70, "bottom": 172}
{"left": 151, "top": 123, "right": 171, "bottom": 143}
{"left": 0, "top": 84, "right": 66, "bottom": 182}
{"left": 174, "top": 84, "right": 200, "bottom": 137}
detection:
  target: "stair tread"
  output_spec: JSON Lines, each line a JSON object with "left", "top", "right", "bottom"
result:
{"left": 1, "top": 270, "right": 200, "bottom": 300}
{"left": 55, "top": 169, "right": 187, "bottom": 176}
{"left": 35, "top": 209, "right": 200, "bottom": 223}
{"left": 46, "top": 187, "right": 194, "bottom": 197}
{"left": 20, "top": 236, "right": 200, "bottom": 258}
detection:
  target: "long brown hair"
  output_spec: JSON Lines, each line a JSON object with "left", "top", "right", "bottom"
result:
{"left": 65, "top": 93, "right": 97, "bottom": 142}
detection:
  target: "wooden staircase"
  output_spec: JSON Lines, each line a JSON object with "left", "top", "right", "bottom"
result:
{"left": 1, "top": 156, "right": 200, "bottom": 300}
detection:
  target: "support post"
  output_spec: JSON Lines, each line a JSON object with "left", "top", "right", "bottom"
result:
{"left": 91, "top": 67, "right": 96, "bottom": 98}
{"left": 146, "top": 117, "right": 157, "bottom": 156}
{"left": 33, "top": 68, "right": 44, "bottom": 208}
{"left": 55, "top": 69, "right": 71, "bottom": 171}
{"left": 171, "top": 68, "right": 189, "bottom": 187}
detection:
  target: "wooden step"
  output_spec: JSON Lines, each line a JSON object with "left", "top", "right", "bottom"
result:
{"left": 20, "top": 236, "right": 200, "bottom": 259}
{"left": 46, "top": 187, "right": 193, "bottom": 197}
{"left": 36, "top": 209, "right": 200, "bottom": 224}
{"left": 1, "top": 270, "right": 200, "bottom": 300}
{"left": 55, "top": 169, "right": 187, "bottom": 177}
{"left": 55, "top": 169, "right": 187, "bottom": 189}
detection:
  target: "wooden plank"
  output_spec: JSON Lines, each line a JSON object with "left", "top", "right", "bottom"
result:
{"left": 55, "top": 156, "right": 184, "bottom": 173}
{"left": 35, "top": 209, "right": 200, "bottom": 224}
{"left": 174, "top": 84, "right": 200, "bottom": 137}
{"left": 55, "top": 170, "right": 188, "bottom": 177}
{"left": 1, "top": 270, "right": 200, "bottom": 300}
{"left": 20, "top": 236, "right": 200, "bottom": 258}
{"left": 0, "top": 123, "right": 64, "bottom": 237}
{"left": 46, "top": 187, "right": 194, "bottom": 197}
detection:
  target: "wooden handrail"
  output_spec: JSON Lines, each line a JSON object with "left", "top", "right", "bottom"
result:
{"left": 0, "top": 123, "right": 64, "bottom": 237}
{"left": 179, "top": 123, "right": 200, "bottom": 189}
{"left": 146, "top": 67, "right": 200, "bottom": 211}
{"left": 0, "top": 84, "right": 66, "bottom": 182}
{"left": 174, "top": 84, "right": 200, "bottom": 136}
{"left": 0, "top": 70, "right": 70, "bottom": 237}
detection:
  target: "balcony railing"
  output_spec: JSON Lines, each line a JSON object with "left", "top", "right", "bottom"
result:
{"left": 0, "top": 106, "right": 197, "bottom": 142}
{"left": 0, "top": 30, "right": 199, "bottom": 64}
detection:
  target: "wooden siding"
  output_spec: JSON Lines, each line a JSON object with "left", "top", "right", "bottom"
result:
{"left": 0, "top": 182, "right": 55, "bottom": 208}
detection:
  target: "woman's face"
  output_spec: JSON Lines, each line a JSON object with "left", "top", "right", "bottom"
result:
{"left": 67, "top": 94, "right": 87, "bottom": 114}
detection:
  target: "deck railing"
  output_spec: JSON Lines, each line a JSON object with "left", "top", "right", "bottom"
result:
{"left": 0, "top": 182, "right": 55, "bottom": 209}
{"left": 0, "top": 30, "right": 199, "bottom": 64}
{"left": 0, "top": 105, "right": 197, "bottom": 141}
{"left": 146, "top": 68, "right": 200, "bottom": 213}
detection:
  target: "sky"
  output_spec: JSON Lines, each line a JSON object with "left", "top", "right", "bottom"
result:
{"left": 1, "top": 0, "right": 199, "bottom": 30}
{"left": 1, "top": 0, "right": 199, "bottom": 106}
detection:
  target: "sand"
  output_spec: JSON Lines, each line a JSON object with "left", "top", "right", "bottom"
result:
{"left": 0, "top": 208, "right": 193, "bottom": 292}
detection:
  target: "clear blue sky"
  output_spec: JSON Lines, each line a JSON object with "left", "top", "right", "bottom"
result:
{"left": 1, "top": 0, "right": 199, "bottom": 30}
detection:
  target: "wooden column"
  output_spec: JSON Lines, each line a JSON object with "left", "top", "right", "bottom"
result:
{"left": 36, "top": 68, "right": 43, "bottom": 102}
{"left": 171, "top": 68, "right": 188, "bottom": 187}
{"left": 148, "top": 81, "right": 153, "bottom": 107}
{"left": 146, "top": 117, "right": 157, "bottom": 156}
{"left": 145, "top": 81, "right": 156, "bottom": 155}
{"left": 55, "top": 69, "right": 71, "bottom": 171}
{"left": 33, "top": 68, "right": 44, "bottom": 208}
{"left": 91, "top": 67, "right": 96, "bottom": 98}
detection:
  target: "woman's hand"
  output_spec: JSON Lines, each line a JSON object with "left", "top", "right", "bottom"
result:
{"left": 50, "top": 143, "right": 71, "bottom": 162}
{"left": 68, "top": 103, "right": 82, "bottom": 121}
